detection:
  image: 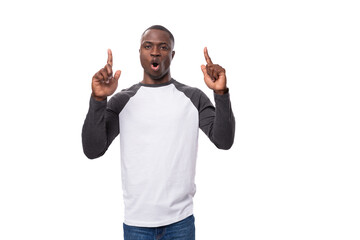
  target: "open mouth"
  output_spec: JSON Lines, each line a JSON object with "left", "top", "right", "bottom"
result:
{"left": 151, "top": 62, "right": 160, "bottom": 71}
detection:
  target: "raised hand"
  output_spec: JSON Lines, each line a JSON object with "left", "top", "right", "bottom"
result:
{"left": 91, "top": 49, "right": 121, "bottom": 101}
{"left": 200, "top": 47, "right": 228, "bottom": 94}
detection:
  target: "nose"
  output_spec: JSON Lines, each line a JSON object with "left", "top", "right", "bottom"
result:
{"left": 150, "top": 46, "right": 161, "bottom": 57}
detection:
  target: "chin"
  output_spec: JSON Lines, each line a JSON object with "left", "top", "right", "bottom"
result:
{"left": 150, "top": 74, "right": 166, "bottom": 80}
{"left": 147, "top": 70, "right": 169, "bottom": 80}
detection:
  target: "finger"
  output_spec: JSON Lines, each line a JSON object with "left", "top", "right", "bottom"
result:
{"left": 105, "top": 63, "right": 113, "bottom": 76}
{"left": 210, "top": 65, "right": 225, "bottom": 81}
{"left": 206, "top": 65, "right": 216, "bottom": 81}
{"left": 204, "top": 47, "right": 213, "bottom": 65}
{"left": 93, "top": 72, "right": 103, "bottom": 82}
{"left": 214, "top": 64, "right": 226, "bottom": 74}
{"left": 107, "top": 49, "right": 113, "bottom": 67}
{"left": 201, "top": 65, "right": 215, "bottom": 87}
{"left": 114, "top": 70, "right": 121, "bottom": 81}
{"left": 201, "top": 65, "right": 209, "bottom": 77}
{"left": 201, "top": 65, "right": 215, "bottom": 82}
{"left": 100, "top": 68, "right": 108, "bottom": 82}
{"left": 213, "top": 65, "right": 225, "bottom": 80}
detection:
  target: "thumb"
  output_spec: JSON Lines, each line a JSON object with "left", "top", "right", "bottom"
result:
{"left": 201, "top": 65, "right": 214, "bottom": 88}
{"left": 200, "top": 65, "right": 207, "bottom": 76}
{"left": 114, "top": 70, "right": 121, "bottom": 81}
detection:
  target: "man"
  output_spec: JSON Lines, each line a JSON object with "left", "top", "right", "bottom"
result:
{"left": 82, "top": 25, "right": 235, "bottom": 240}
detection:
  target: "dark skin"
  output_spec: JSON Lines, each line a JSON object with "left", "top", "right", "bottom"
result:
{"left": 91, "top": 49, "right": 121, "bottom": 101}
{"left": 201, "top": 47, "right": 228, "bottom": 95}
{"left": 91, "top": 29, "right": 228, "bottom": 101}
{"left": 140, "top": 29, "right": 175, "bottom": 85}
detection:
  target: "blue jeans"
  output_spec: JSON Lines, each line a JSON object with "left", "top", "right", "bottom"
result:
{"left": 123, "top": 215, "right": 195, "bottom": 240}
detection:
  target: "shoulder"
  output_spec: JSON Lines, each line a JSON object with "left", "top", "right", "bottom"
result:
{"left": 172, "top": 79, "right": 206, "bottom": 98}
{"left": 172, "top": 79, "right": 212, "bottom": 109}
{"left": 107, "top": 83, "right": 141, "bottom": 113}
{"left": 113, "top": 83, "right": 141, "bottom": 98}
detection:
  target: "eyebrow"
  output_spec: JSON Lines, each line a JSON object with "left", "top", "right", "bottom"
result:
{"left": 143, "top": 41, "right": 169, "bottom": 45}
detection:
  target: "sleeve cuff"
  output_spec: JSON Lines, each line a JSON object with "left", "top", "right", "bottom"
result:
{"left": 214, "top": 88, "right": 230, "bottom": 99}
{"left": 90, "top": 95, "right": 107, "bottom": 110}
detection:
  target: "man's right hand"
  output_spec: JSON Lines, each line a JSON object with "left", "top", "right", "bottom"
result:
{"left": 91, "top": 49, "right": 121, "bottom": 101}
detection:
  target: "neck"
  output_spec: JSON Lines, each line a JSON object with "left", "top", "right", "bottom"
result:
{"left": 141, "top": 72, "right": 172, "bottom": 85}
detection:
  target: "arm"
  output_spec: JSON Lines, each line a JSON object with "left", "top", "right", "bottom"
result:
{"left": 198, "top": 90, "right": 235, "bottom": 150}
{"left": 81, "top": 49, "right": 121, "bottom": 159}
{"left": 82, "top": 97, "right": 119, "bottom": 159}
{"left": 199, "top": 47, "right": 235, "bottom": 149}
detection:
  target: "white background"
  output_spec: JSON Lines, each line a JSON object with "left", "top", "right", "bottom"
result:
{"left": 1, "top": 0, "right": 359, "bottom": 239}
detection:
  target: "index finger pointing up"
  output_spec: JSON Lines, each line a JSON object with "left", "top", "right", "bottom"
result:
{"left": 107, "top": 49, "right": 113, "bottom": 67}
{"left": 204, "top": 47, "right": 213, "bottom": 64}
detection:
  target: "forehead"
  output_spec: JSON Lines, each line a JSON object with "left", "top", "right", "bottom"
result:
{"left": 141, "top": 29, "right": 173, "bottom": 45}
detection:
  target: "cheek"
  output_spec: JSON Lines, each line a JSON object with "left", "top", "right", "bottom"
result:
{"left": 163, "top": 56, "right": 172, "bottom": 67}
{"left": 139, "top": 52, "right": 144, "bottom": 61}
{"left": 139, "top": 54, "right": 147, "bottom": 67}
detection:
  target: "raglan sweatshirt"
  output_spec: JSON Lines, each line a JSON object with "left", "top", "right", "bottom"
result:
{"left": 82, "top": 79, "right": 235, "bottom": 227}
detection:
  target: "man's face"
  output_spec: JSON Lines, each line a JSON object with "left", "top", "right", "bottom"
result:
{"left": 140, "top": 29, "right": 175, "bottom": 80}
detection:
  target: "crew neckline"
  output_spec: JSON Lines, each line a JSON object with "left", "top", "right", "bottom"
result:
{"left": 139, "top": 79, "right": 175, "bottom": 87}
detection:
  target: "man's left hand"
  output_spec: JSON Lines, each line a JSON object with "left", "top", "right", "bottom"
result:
{"left": 201, "top": 47, "right": 228, "bottom": 95}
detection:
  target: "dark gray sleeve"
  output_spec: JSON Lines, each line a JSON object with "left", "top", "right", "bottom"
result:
{"left": 82, "top": 84, "right": 140, "bottom": 159}
{"left": 81, "top": 96, "right": 120, "bottom": 159}
{"left": 198, "top": 90, "right": 235, "bottom": 150}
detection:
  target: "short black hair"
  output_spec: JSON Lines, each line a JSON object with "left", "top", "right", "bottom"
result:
{"left": 142, "top": 25, "right": 175, "bottom": 46}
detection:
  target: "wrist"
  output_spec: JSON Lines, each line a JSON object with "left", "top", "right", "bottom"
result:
{"left": 214, "top": 88, "right": 229, "bottom": 95}
{"left": 91, "top": 93, "right": 107, "bottom": 102}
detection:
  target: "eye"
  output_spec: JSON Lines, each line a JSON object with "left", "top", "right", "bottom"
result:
{"left": 161, "top": 45, "right": 169, "bottom": 50}
{"left": 144, "top": 45, "right": 151, "bottom": 49}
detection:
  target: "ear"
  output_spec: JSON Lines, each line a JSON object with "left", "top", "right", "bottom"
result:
{"left": 172, "top": 50, "right": 175, "bottom": 59}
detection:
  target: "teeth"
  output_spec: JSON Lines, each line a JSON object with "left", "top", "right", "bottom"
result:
{"left": 151, "top": 63, "right": 159, "bottom": 70}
